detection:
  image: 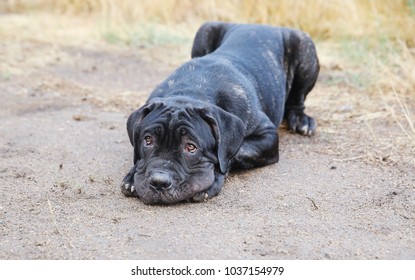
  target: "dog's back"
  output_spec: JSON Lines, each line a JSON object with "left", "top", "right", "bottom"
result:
{"left": 191, "top": 22, "right": 319, "bottom": 127}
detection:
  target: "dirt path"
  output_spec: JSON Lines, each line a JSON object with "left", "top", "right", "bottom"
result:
{"left": 1, "top": 21, "right": 414, "bottom": 259}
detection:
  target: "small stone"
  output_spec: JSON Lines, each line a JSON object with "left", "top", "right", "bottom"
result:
{"left": 72, "top": 115, "right": 84, "bottom": 121}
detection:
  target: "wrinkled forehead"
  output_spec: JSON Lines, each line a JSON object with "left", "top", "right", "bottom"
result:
{"left": 140, "top": 102, "right": 215, "bottom": 146}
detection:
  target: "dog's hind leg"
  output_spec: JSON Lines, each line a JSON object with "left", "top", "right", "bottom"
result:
{"left": 284, "top": 31, "right": 320, "bottom": 136}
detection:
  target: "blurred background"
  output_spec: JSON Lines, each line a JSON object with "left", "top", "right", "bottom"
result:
{"left": 1, "top": 0, "right": 414, "bottom": 45}
{"left": 0, "top": 0, "right": 415, "bottom": 43}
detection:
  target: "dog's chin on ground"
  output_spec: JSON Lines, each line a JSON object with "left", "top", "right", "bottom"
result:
{"left": 135, "top": 186, "right": 209, "bottom": 205}
{"left": 133, "top": 176, "right": 216, "bottom": 205}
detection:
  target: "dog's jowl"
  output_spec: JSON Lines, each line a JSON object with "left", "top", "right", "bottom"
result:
{"left": 121, "top": 22, "right": 319, "bottom": 204}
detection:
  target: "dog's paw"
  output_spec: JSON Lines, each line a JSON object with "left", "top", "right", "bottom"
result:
{"left": 286, "top": 110, "right": 316, "bottom": 136}
{"left": 120, "top": 167, "right": 137, "bottom": 197}
{"left": 189, "top": 172, "right": 225, "bottom": 202}
{"left": 190, "top": 191, "right": 209, "bottom": 202}
{"left": 120, "top": 181, "right": 136, "bottom": 197}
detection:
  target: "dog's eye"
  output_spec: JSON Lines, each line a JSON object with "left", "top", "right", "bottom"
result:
{"left": 144, "top": 136, "right": 153, "bottom": 146}
{"left": 185, "top": 143, "right": 197, "bottom": 153}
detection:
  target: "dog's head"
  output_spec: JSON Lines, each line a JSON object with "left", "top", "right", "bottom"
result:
{"left": 126, "top": 97, "right": 244, "bottom": 204}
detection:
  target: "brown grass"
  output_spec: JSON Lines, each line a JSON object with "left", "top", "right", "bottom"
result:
{"left": 2, "top": 0, "right": 415, "bottom": 44}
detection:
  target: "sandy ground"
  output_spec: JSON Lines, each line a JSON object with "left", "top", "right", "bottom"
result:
{"left": 1, "top": 15, "right": 414, "bottom": 259}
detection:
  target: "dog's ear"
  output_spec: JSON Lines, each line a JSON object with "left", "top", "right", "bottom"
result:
{"left": 127, "top": 106, "right": 150, "bottom": 146}
{"left": 191, "top": 22, "right": 230, "bottom": 58}
{"left": 127, "top": 102, "right": 159, "bottom": 164}
{"left": 198, "top": 106, "right": 245, "bottom": 174}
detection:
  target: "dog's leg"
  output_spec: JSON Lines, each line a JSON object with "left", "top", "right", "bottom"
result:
{"left": 284, "top": 32, "right": 319, "bottom": 136}
{"left": 120, "top": 165, "right": 137, "bottom": 197}
{"left": 232, "top": 114, "right": 279, "bottom": 170}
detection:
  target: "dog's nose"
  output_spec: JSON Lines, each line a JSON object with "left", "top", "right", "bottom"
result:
{"left": 149, "top": 173, "right": 173, "bottom": 191}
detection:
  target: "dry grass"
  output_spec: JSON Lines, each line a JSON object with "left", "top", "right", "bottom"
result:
{"left": 2, "top": 0, "right": 415, "bottom": 44}
{"left": 313, "top": 37, "right": 415, "bottom": 166}
{"left": 378, "top": 43, "right": 415, "bottom": 142}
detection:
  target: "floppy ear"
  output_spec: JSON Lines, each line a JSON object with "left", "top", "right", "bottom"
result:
{"left": 199, "top": 106, "right": 245, "bottom": 174}
{"left": 126, "top": 103, "right": 156, "bottom": 164}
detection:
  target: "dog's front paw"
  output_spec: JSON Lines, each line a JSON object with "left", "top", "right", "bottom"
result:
{"left": 286, "top": 110, "right": 316, "bottom": 136}
{"left": 189, "top": 172, "right": 225, "bottom": 202}
{"left": 120, "top": 166, "right": 137, "bottom": 197}
{"left": 120, "top": 180, "right": 136, "bottom": 197}
{"left": 190, "top": 191, "right": 209, "bottom": 202}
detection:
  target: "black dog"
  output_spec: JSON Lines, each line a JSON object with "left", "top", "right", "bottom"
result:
{"left": 121, "top": 22, "right": 319, "bottom": 204}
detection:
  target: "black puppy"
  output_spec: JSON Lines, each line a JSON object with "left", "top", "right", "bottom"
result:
{"left": 121, "top": 22, "right": 319, "bottom": 204}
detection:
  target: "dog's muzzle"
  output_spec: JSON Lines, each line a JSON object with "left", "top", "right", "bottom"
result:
{"left": 148, "top": 171, "right": 173, "bottom": 192}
